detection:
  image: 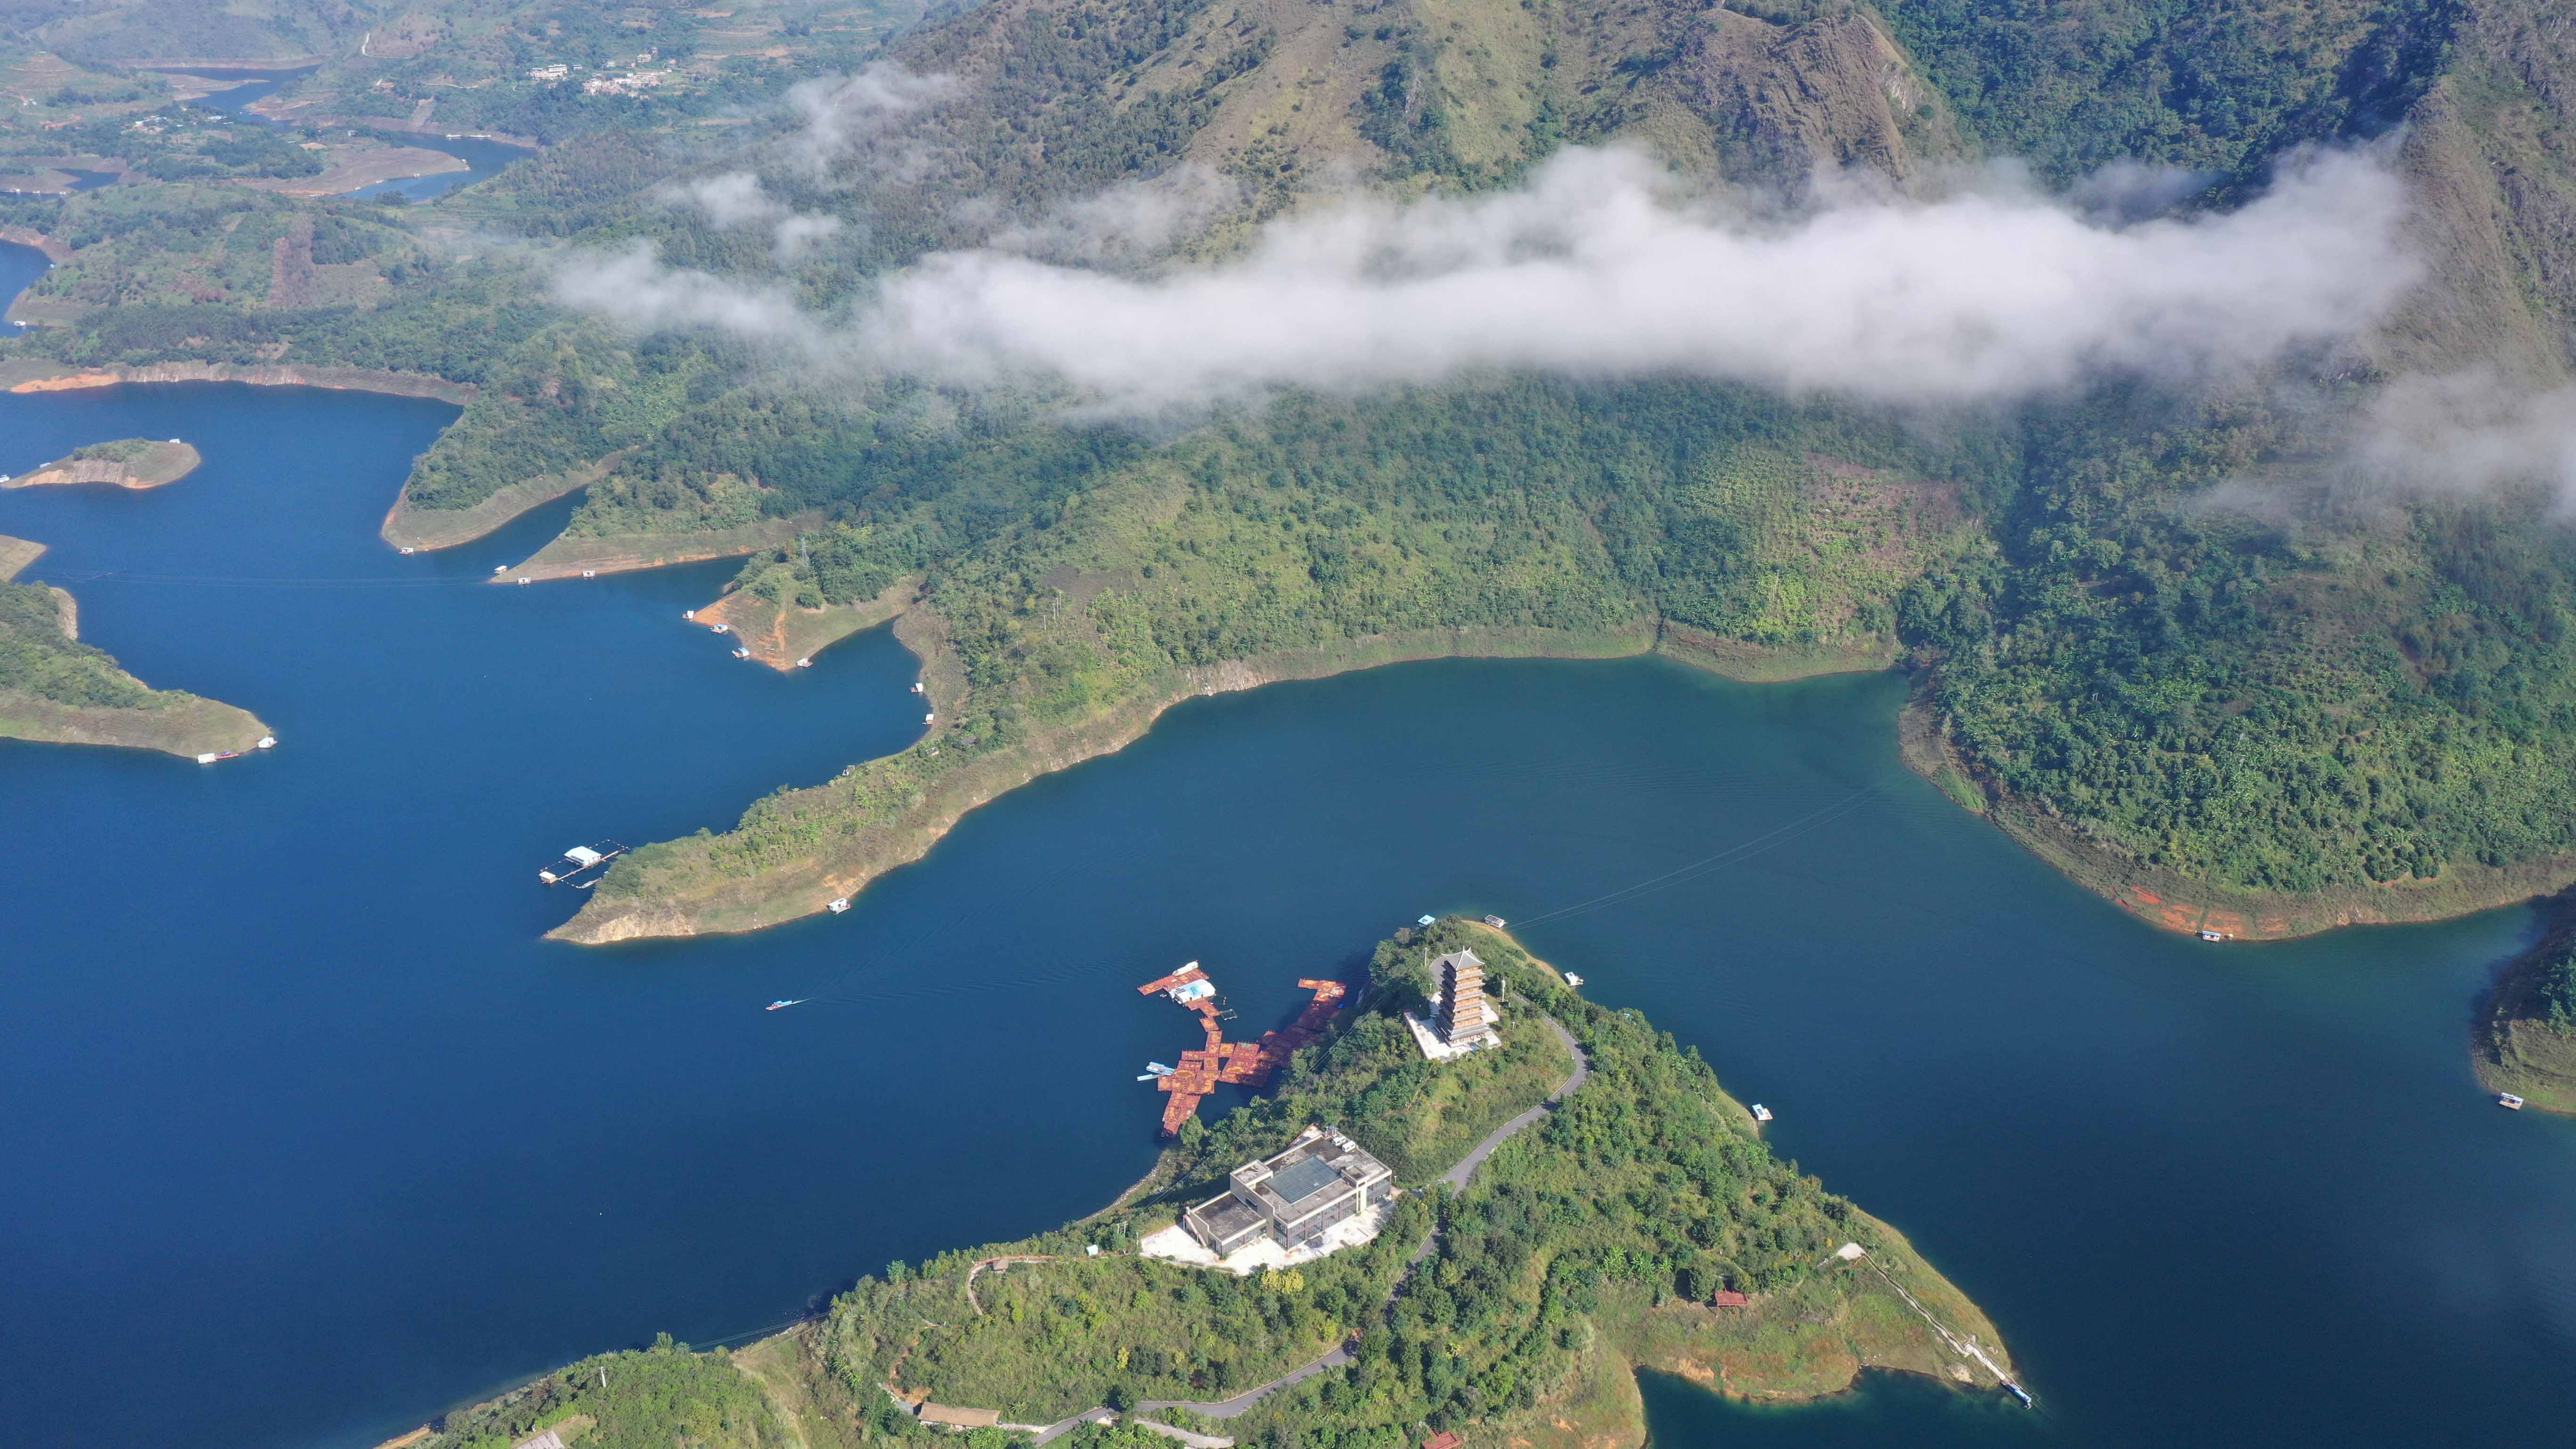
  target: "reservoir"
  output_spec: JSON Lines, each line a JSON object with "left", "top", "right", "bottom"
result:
{"left": 2, "top": 383, "right": 2573, "bottom": 1449}
{"left": 0, "top": 238, "right": 46, "bottom": 333}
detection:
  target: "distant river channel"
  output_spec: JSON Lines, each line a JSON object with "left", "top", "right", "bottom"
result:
{"left": 2, "top": 382, "right": 2573, "bottom": 1449}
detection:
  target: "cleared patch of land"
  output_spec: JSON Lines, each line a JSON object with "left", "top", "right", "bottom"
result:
{"left": 692, "top": 573, "right": 917, "bottom": 671}
{"left": 238, "top": 144, "right": 465, "bottom": 196}
{"left": 7, "top": 438, "right": 200, "bottom": 490}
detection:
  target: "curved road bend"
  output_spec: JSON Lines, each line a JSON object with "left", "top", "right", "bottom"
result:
{"left": 1030, "top": 1017, "right": 1594, "bottom": 1442}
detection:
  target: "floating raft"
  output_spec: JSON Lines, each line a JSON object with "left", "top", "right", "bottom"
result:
{"left": 1139, "top": 967, "right": 1347, "bottom": 1136}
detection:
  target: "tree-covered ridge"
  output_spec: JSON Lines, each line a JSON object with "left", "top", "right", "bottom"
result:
{"left": 572, "top": 381, "right": 1973, "bottom": 936}
{"left": 9, "top": 0, "right": 2576, "bottom": 926}
{"left": 1879, "top": 0, "right": 2462, "bottom": 184}
{"left": 406, "top": 923, "right": 2010, "bottom": 1449}
{"left": 0, "top": 572, "right": 150, "bottom": 709}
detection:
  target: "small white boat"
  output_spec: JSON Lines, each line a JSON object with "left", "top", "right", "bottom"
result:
{"left": 1146, "top": 1062, "right": 1176, "bottom": 1076}
{"left": 195, "top": 751, "right": 219, "bottom": 764}
{"left": 581, "top": 569, "right": 596, "bottom": 579}
{"left": 767, "top": 998, "right": 806, "bottom": 1011}
{"left": 910, "top": 682, "right": 923, "bottom": 694}
{"left": 1483, "top": 914, "right": 1506, "bottom": 928}
{"left": 516, "top": 577, "right": 531, "bottom": 586}
{"left": 398, "top": 546, "right": 416, "bottom": 555}
{"left": 683, "top": 609, "right": 695, "bottom": 620}
{"left": 2198, "top": 930, "right": 2226, "bottom": 942}
{"left": 2499, "top": 1093, "right": 2527, "bottom": 1110}
{"left": 1136, "top": 1074, "right": 1159, "bottom": 1082}
{"left": 710, "top": 624, "right": 728, "bottom": 635}
{"left": 1417, "top": 914, "right": 1436, "bottom": 927}
{"left": 827, "top": 898, "right": 850, "bottom": 914}
{"left": 255, "top": 736, "right": 276, "bottom": 749}
{"left": 733, "top": 647, "right": 751, "bottom": 659}
{"left": 1563, "top": 973, "right": 1585, "bottom": 987}
{"left": 925, "top": 712, "right": 935, "bottom": 723}
{"left": 1750, "top": 1104, "right": 1773, "bottom": 1123}
{"left": 493, "top": 564, "right": 508, "bottom": 575}
{"left": 796, "top": 657, "right": 812, "bottom": 668}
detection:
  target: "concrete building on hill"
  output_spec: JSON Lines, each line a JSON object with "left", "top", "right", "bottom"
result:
{"left": 1182, "top": 1126, "right": 1394, "bottom": 1256}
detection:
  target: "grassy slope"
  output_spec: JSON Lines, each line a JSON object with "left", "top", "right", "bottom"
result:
{"left": 402, "top": 924, "right": 2013, "bottom": 1449}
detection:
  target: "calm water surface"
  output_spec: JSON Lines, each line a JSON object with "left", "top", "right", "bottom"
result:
{"left": 0, "top": 238, "right": 46, "bottom": 333}
{"left": 180, "top": 65, "right": 530, "bottom": 199}
{"left": 2, "top": 384, "right": 2573, "bottom": 1449}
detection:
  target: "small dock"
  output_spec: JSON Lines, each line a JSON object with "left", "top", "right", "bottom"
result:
{"left": 1140, "top": 967, "right": 1346, "bottom": 1135}
{"left": 538, "top": 839, "right": 626, "bottom": 885}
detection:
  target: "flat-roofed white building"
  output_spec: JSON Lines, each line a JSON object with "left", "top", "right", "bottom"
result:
{"left": 1183, "top": 1126, "right": 1394, "bottom": 1256}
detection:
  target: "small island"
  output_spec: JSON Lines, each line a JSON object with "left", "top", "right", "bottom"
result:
{"left": 6, "top": 437, "right": 201, "bottom": 491}
{"left": 392, "top": 922, "right": 2019, "bottom": 1449}
{"left": 0, "top": 533, "right": 271, "bottom": 758}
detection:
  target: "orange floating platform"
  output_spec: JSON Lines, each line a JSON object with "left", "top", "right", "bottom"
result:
{"left": 1136, "top": 969, "right": 1350, "bottom": 1135}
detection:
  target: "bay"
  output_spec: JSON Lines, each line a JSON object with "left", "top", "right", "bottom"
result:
{"left": 1, "top": 383, "right": 2572, "bottom": 1449}
{"left": 0, "top": 237, "right": 46, "bottom": 334}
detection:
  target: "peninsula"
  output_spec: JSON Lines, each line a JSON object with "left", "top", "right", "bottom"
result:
{"left": 2475, "top": 911, "right": 2576, "bottom": 1114}
{"left": 394, "top": 922, "right": 2019, "bottom": 1449}
{"left": 0, "top": 533, "right": 270, "bottom": 758}
{"left": 6, "top": 437, "right": 200, "bottom": 491}
{"left": 6, "top": 0, "right": 2576, "bottom": 960}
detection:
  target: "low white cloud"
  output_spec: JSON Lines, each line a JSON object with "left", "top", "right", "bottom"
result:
{"left": 787, "top": 63, "right": 954, "bottom": 178}
{"left": 660, "top": 171, "right": 845, "bottom": 265}
{"left": 986, "top": 165, "right": 1245, "bottom": 265}
{"left": 560, "top": 144, "right": 2426, "bottom": 415}
{"left": 2347, "top": 373, "right": 2576, "bottom": 505}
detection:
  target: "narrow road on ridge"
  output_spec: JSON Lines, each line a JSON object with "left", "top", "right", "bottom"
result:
{"left": 1097, "top": 1014, "right": 1594, "bottom": 1437}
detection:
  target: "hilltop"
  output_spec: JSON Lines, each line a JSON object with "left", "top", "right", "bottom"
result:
{"left": 393, "top": 921, "right": 2019, "bottom": 1449}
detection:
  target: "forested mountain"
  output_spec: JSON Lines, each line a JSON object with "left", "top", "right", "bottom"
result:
{"left": 5, "top": 0, "right": 2576, "bottom": 942}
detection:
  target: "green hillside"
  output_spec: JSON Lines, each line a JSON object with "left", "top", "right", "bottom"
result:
{"left": 404, "top": 922, "right": 2017, "bottom": 1449}
{"left": 4, "top": 0, "right": 2576, "bottom": 935}
{"left": 0, "top": 535, "right": 271, "bottom": 757}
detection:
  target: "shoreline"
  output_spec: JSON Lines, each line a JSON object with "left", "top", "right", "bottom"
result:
{"left": 2471, "top": 908, "right": 2576, "bottom": 1114}
{"left": 554, "top": 620, "right": 1681, "bottom": 943}
{"left": 493, "top": 517, "right": 811, "bottom": 583}
{"left": 1895, "top": 695, "right": 2576, "bottom": 942}
{"left": 8, "top": 439, "right": 201, "bottom": 491}
{"left": 690, "top": 576, "right": 918, "bottom": 672}
{"left": 1, "top": 359, "right": 476, "bottom": 404}
{"left": 379, "top": 450, "right": 630, "bottom": 552}
{"left": 405, "top": 925, "right": 2015, "bottom": 1448}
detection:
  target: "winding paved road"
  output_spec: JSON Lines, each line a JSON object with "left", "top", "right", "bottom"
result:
{"left": 1039, "top": 1014, "right": 1595, "bottom": 1441}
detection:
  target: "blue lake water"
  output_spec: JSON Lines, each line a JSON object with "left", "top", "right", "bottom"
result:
{"left": 175, "top": 65, "right": 530, "bottom": 199}
{"left": 2, "top": 383, "right": 2574, "bottom": 1449}
{"left": 0, "top": 238, "right": 44, "bottom": 333}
